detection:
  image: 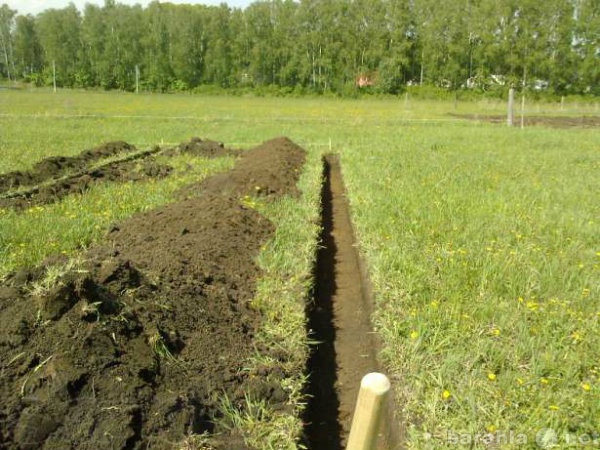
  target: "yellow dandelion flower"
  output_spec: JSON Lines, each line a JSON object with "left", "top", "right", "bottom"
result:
{"left": 548, "top": 405, "right": 560, "bottom": 411}
{"left": 540, "top": 378, "right": 550, "bottom": 385}
{"left": 490, "top": 327, "right": 501, "bottom": 337}
{"left": 486, "top": 425, "right": 498, "bottom": 433}
{"left": 442, "top": 390, "right": 452, "bottom": 400}
{"left": 526, "top": 301, "right": 539, "bottom": 311}
{"left": 571, "top": 331, "right": 583, "bottom": 342}
{"left": 517, "top": 378, "right": 525, "bottom": 386}
{"left": 409, "top": 331, "right": 419, "bottom": 340}
{"left": 488, "top": 373, "right": 497, "bottom": 381}
{"left": 581, "top": 383, "right": 591, "bottom": 392}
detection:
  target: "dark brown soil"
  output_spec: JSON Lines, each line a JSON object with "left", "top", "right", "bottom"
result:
{"left": 451, "top": 113, "right": 600, "bottom": 128}
{"left": 0, "top": 156, "right": 172, "bottom": 210}
{"left": 0, "top": 141, "right": 138, "bottom": 193}
{"left": 0, "top": 137, "right": 246, "bottom": 211}
{"left": 0, "top": 137, "right": 306, "bottom": 450}
{"left": 180, "top": 137, "right": 304, "bottom": 200}
{"left": 164, "top": 137, "right": 242, "bottom": 159}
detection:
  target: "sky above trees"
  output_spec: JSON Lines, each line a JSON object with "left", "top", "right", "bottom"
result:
{"left": 4, "top": 0, "right": 252, "bottom": 16}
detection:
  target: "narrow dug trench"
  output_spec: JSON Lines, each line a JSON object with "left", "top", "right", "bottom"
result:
{"left": 304, "top": 154, "right": 401, "bottom": 450}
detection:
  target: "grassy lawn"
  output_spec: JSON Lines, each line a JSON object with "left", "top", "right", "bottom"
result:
{"left": 1, "top": 89, "right": 598, "bottom": 448}
{"left": 340, "top": 126, "right": 599, "bottom": 448}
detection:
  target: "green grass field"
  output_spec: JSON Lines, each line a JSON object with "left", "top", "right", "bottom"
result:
{"left": 1, "top": 89, "right": 598, "bottom": 449}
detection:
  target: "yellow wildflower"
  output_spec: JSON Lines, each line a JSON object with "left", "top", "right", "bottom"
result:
{"left": 442, "top": 390, "right": 452, "bottom": 400}
{"left": 526, "top": 301, "right": 539, "bottom": 311}
{"left": 488, "top": 373, "right": 497, "bottom": 381}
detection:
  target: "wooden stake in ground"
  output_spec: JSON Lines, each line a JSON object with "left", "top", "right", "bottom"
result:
{"left": 507, "top": 87, "right": 515, "bottom": 127}
{"left": 135, "top": 65, "right": 140, "bottom": 94}
{"left": 346, "top": 372, "right": 391, "bottom": 450}
{"left": 520, "top": 93, "right": 526, "bottom": 129}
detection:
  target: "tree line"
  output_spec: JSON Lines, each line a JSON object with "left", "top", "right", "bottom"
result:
{"left": 0, "top": 0, "right": 598, "bottom": 95}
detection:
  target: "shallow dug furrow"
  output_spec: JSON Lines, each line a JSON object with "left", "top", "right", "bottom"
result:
{"left": 449, "top": 113, "right": 600, "bottom": 128}
{"left": 0, "top": 137, "right": 306, "bottom": 450}
{"left": 0, "top": 141, "right": 139, "bottom": 193}
{"left": 0, "top": 155, "right": 172, "bottom": 211}
{"left": 0, "top": 137, "right": 241, "bottom": 211}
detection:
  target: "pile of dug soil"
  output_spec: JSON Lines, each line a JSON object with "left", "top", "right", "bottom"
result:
{"left": 182, "top": 136, "right": 305, "bottom": 199}
{"left": 169, "top": 137, "right": 242, "bottom": 158}
{"left": 0, "top": 155, "right": 172, "bottom": 210}
{"left": 0, "top": 141, "right": 138, "bottom": 193}
{"left": 0, "top": 137, "right": 306, "bottom": 449}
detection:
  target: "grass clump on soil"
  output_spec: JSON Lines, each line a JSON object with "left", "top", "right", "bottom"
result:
{"left": 340, "top": 125, "right": 600, "bottom": 449}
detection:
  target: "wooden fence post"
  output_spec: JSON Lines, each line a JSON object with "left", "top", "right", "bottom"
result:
{"left": 520, "top": 92, "right": 526, "bottom": 129}
{"left": 507, "top": 87, "right": 514, "bottom": 127}
{"left": 346, "top": 373, "right": 391, "bottom": 450}
{"left": 135, "top": 65, "right": 140, "bottom": 94}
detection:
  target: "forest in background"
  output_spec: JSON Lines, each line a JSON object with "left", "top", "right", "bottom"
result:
{"left": 0, "top": 0, "right": 599, "bottom": 96}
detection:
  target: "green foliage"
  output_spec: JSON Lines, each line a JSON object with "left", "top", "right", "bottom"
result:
{"left": 3, "top": 0, "right": 597, "bottom": 96}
